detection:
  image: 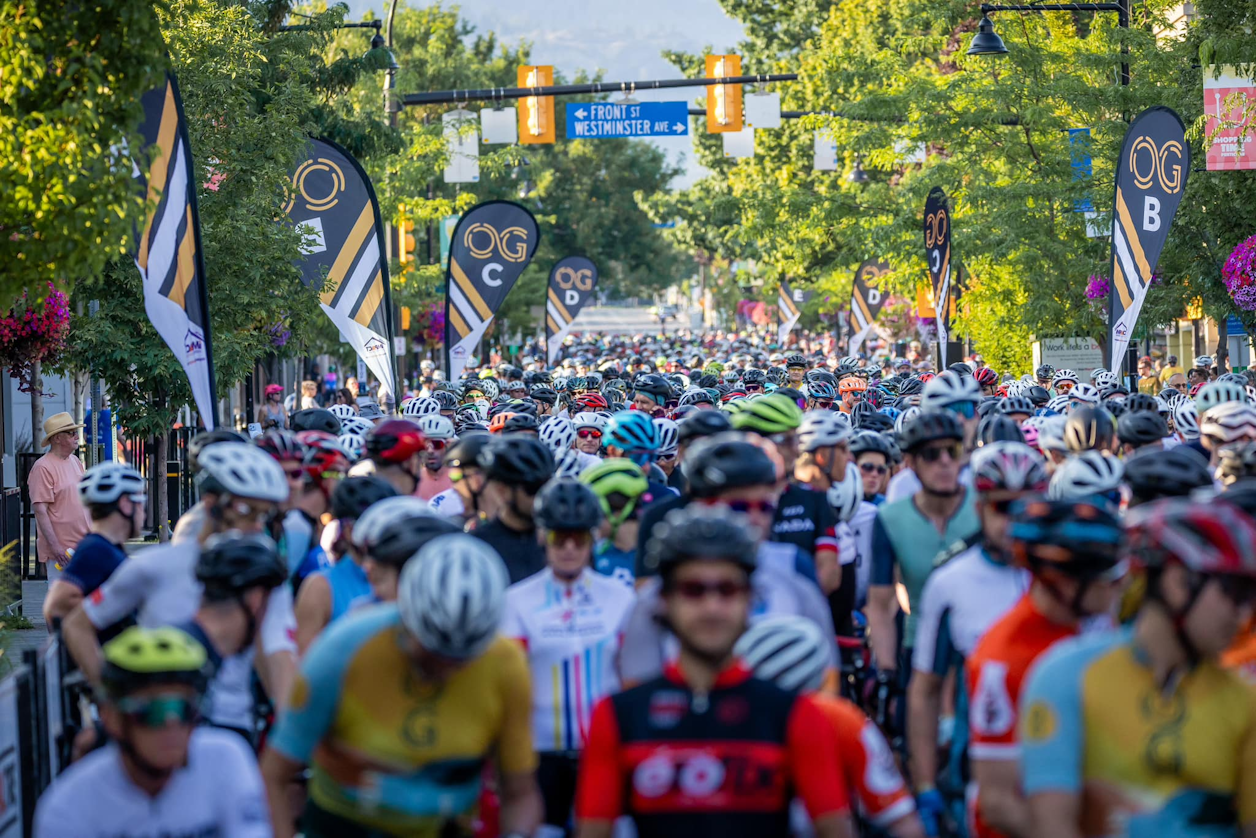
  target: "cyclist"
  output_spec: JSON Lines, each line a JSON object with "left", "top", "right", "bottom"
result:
{"left": 473, "top": 434, "right": 556, "bottom": 583}
{"left": 502, "top": 479, "right": 635, "bottom": 836}
{"left": 170, "top": 428, "right": 250, "bottom": 543}
{"left": 573, "top": 412, "right": 606, "bottom": 457}
{"left": 603, "top": 411, "right": 674, "bottom": 501}
{"left": 415, "top": 413, "right": 458, "bottom": 500}
{"left": 352, "top": 496, "right": 461, "bottom": 601}
{"left": 582, "top": 458, "right": 650, "bottom": 587}
{"left": 794, "top": 410, "right": 853, "bottom": 617}
{"left": 430, "top": 431, "right": 493, "bottom": 524}
{"left": 1116, "top": 409, "right": 1169, "bottom": 456}
{"left": 261, "top": 534, "right": 542, "bottom": 838}
{"left": 631, "top": 373, "right": 673, "bottom": 417}
{"left": 785, "top": 352, "right": 809, "bottom": 386}
{"left": 365, "top": 418, "right": 427, "bottom": 496}
{"left": 888, "top": 372, "right": 979, "bottom": 502}
{"left": 966, "top": 498, "right": 1125, "bottom": 838}
{"left": 838, "top": 376, "right": 868, "bottom": 413}
{"left": 1021, "top": 500, "right": 1256, "bottom": 837}
{"left": 33, "top": 627, "right": 268, "bottom": 837}
{"left": 1047, "top": 450, "right": 1124, "bottom": 503}
{"left": 851, "top": 430, "right": 892, "bottom": 503}
{"left": 1035, "top": 365, "right": 1054, "bottom": 390}
{"left": 575, "top": 505, "right": 855, "bottom": 838}
{"left": 287, "top": 432, "right": 351, "bottom": 587}
{"left": 1062, "top": 405, "right": 1116, "bottom": 454}
{"left": 653, "top": 416, "right": 681, "bottom": 490}
{"left": 44, "top": 461, "right": 147, "bottom": 627}
{"left": 907, "top": 442, "right": 1047, "bottom": 835}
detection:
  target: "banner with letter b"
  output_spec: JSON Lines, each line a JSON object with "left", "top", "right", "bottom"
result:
{"left": 546, "top": 256, "right": 599, "bottom": 364}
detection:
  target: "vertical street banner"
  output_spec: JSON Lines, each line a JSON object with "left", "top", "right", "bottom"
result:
{"left": 777, "top": 280, "right": 813, "bottom": 345}
{"left": 923, "top": 187, "right": 952, "bottom": 366}
{"left": 1108, "top": 107, "right": 1191, "bottom": 372}
{"left": 445, "top": 201, "right": 540, "bottom": 381}
{"left": 545, "top": 256, "right": 598, "bottom": 364}
{"left": 285, "top": 138, "right": 396, "bottom": 399}
{"left": 849, "top": 259, "right": 891, "bottom": 353}
{"left": 132, "top": 74, "right": 218, "bottom": 428}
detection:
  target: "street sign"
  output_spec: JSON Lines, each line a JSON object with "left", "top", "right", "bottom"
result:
{"left": 565, "top": 101, "right": 689, "bottom": 139}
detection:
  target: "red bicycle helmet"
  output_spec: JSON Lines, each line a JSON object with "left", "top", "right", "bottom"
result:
{"left": 1125, "top": 499, "right": 1256, "bottom": 577}
{"left": 257, "top": 430, "right": 306, "bottom": 463}
{"left": 974, "top": 368, "right": 998, "bottom": 387}
{"left": 573, "top": 393, "right": 609, "bottom": 412}
{"left": 365, "top": 419, "right": 426, "bottom": 464}
{"left": 300, "top": 436, "right": 351, "bottom": 493}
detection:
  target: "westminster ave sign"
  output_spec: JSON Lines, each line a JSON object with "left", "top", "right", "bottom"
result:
{"left": 565, "top": 101, "right": 689, "bottom": 138}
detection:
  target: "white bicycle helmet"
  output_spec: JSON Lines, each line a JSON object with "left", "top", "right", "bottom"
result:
{"left": 1047, "top": 451, "right": 1123, "bottom": 500}
{"left": 340, "top": 416, "right": 374, "bottom": 438}
{"left": 479, "top": 380, "right": 500, "bottom": 401}
{"left": 1092, "top": 370, "right": 1118, "bottom": 389}
{"left": 825, "top": 461, "right": 863, "bottom": 523}
{"left": 351, "top": 495, "right": 432, "bottom": 550}
{"left": 1068, "top": 383, "right": 1101, "bottom": 406}
{"left": 416, "top": 414, "right": 457, "bottom": 441}
{"left": 196, "top": 442, "right": 288, "bottom": 503}
{"left": 1200, "top": 401, "right": 1256, "bottom": 446}
{"left": 1004, "top": 380, "right": 1028, "bottom": 398}
{"left": 1037, "top": 415, "right": 1070, "bottom": 453}
{"left": 402, "top": 397, "right": 440, "bottom": 418}
{"left": 573, "top": 412, "right": 607, "bottom": 431}
{"left": 79, "top": 462, "right": 146, "bottom": 506}
{"left": 553, "top": 447, "right": 584, "bottom": 479}
{"left": 653, "top": 418, "right": 680, "bottom": 456}
{"left": 734, "top": 616, "right": 829, "bottom": 694}
{"left": 337, "top": 433, "right": 366, "bottom": 462}
{"left": 840, "top": 355, "right": 861, "bottom": 368}
{"left": 539, "top": 417, "right": 577, "bottom": 454}
{"left": 1195, "top": 379, "right": 1247, "bottom": 413}
{"left": 1052, "top": 369, "right": 1079, "bottom": 387}
{"left": 1248, "top": 385, "right": 1256, "bottom": 406}
{"left": 1172, "top": 401, "right": 1200, "bottom": 441}
{"left": 922, "top": 370, "right": 981, "bottom": 409}
{"left": 971, "top": 441, "right": 1049, "bottom": 493}
{"left": 799, "top": 410, "right": 853, "bottom": 453}
{"left": 329, "top": 403, "right": 357, "bottom": 419}
{"left": 1195, "top": 355, "right": 1214, "bottom": 369}
{"left": 894, "top": 406, "right": 921, "bottom": 435}
{"left": 397, "top": 534, "right": 509, "bottom": 659}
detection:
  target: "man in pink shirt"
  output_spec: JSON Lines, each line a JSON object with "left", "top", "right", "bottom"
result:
{"left": 29, "top": 412, "right": 92, "bottom": 581}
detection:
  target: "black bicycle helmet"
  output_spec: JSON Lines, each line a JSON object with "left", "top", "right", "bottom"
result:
{"left": 444, "top": 435, "right": 492, "bottom": 473}
{"left": 1124, "top": 447, "right": 1213, "bottom": 503}
{"left": 188, "top": 429, "right": 248, "bottom": 473}
{"left": 291, "top": 408, "right": 342, "bottom": 435}
{"left": 534, "top": 479, "right": 604, "bottom": 531}
{"left": 432, "top": 391, "right": 460, "bottom": 412}
{"left": 1116, "top": 410, "right": 1169, "bottom": 448}
{"left": 1026, "top": 385, "right": 1052, "bottom": 407}
{"left": 477, "top": 435, "right": 555, "bottom": 491}
{"left": 856, "top": 412, "right": 894, "bottom": 433}
{"left": 849, "top": 401, "right": 877, "bottom": 427}
{"left": 898, "top": 378, "right": 924, "bottom": 397}
{"left": 529, "top": 387, "right": 558, "bottom": 406}
{"left": 1036, "top": 364, "right": 1055, "bottom": 381}
{"left": 948, "top": 362, "right": 974, "bottom": 378}
{"left": 676, "top": 410, "right": 733, "bottom": 445}
{"left": 330, "top": 475, "right": 398, "bottom": 521}
{"left": 372, "top": 514, "right": 463, "bottom": 567}
{"left": 1123, "top": 393, "right": 1159, "bottom": 415}
{"left": 684, "top": 436, "right": 778, "bottom": 499}
{"left": 977, "top": 413, "right": 1025, "bottom": 446}
{"left": 642, "top": 505, "right": 758, "bottom": 576}
{"left": 977, "top": 398, "right": 1002, "bottom": 419}
{"left": 501, "top": 413, "right": 540, "bottom": 434}
{"left": 899, "top": 409, "right": 963, "bottom": 453}
{"left": 785, "top": 353, "right": 807, "bottom": 368}
{"left": 742, "top": 368, "right": 767, "bottom": 386}
{"left": 1063, "top": 405, "right": 1116, "bottom": 453}
{"left": 849, "top": 431, "right": 894, "bottom": 458}
{"left": 196, "top": 533, "right": 286, "bottom": 598}
{"left": 998, "top": 396, "right": 1035, "bottom": 416}
{"left": 634, "top": 373, "right": 673, "bottom": 402}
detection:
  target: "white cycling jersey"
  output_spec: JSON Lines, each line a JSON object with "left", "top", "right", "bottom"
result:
{"left": 33, "top": 727, "right": 269, "bottom": 838}
{"left": 849, "top": 501, "right": 879, "bottom": 607}
{"left": 501, "top": 567, "right": 636, "bottom": 753}
{"left": 428, "top": 488, "right": 465, "bottom": 519}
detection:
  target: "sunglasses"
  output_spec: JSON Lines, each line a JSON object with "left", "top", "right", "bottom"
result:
{"left": 988, "top": 497, "right": 1018, "bottom": 514}
{"left": 283, "top": 467, "right": 304, "bottom": 481}
{"left": 745, "top": 384, "right": 763, "bottom": 393}
{"left": 425, "top": 439, "right": 449, "bottom": 452}
{"left": 812, "top": 399, "right": 834, "bottom": 409}
{"left": 547, "top": 529, "right": 594, "bottom": 547}
{"left": 1056, "top": 382, "right": 1076, "bottom": 393}
{"left": 658, "top": 453, "right": 677, "bottom": 462}
{"left": 1172, "top": 383, "right": 1189, "bottom": 391}
{"left": 859, "top": 462, "right": 888, "bottom": 475}
{"left": 945, "top": 402, "right": 977, "bottom": 420}
{"left": 116, "top": 694, "right": 199, "bottom": 728}
{"left": 672, "top": 579, "right": 750, "bottom": 601}
{"left": 577, "top": 428, "right": 603, "bottom": 440}
{"left": 917, "top": 442, "right": 962, "bottom": 464}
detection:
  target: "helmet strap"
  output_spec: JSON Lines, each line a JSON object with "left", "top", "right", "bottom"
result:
{"left": 1149, "top": 569, "right": 1207, "bottom": 668}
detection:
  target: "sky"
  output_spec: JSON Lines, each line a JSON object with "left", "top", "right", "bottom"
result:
{"left": 346, "top": 0, "right": 746, "bottom": 186}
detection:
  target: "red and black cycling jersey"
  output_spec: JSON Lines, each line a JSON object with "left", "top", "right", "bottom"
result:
{"left": 575, "top": 660, "right": 849, "bottom": 837}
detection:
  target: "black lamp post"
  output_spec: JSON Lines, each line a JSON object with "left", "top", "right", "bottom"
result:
{"left": 967, "top": 1, "right": 1129, "bottom": 87}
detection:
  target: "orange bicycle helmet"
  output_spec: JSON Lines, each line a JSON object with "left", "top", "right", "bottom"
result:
{"left": 838, "top": 377, "right": 868, "bottom": 395}
{"left": 489, "top": 412, "right": 517, "bottom": 434}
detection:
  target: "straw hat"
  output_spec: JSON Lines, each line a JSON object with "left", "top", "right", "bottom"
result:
{"left": 41, "top": 412, "right": 83, "bottom": 448}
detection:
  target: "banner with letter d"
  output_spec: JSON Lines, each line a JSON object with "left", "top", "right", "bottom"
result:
{"left": 849, "top": 259, "right": 890, "bottom": 353}
{"left": 545, "top": 256, "right": 598, "bottom": 364}
{"left": 1108, "top": 107, "right": 1190, "bottom": 372}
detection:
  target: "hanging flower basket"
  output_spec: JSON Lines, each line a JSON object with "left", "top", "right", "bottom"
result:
{"left": 1223, "top": 234, "right": 1256, "bottom": 312}
{"left": 0, "top": 285, "right": 70, "bottom": 392}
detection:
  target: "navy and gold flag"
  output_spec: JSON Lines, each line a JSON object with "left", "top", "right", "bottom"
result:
{"left": 1109, "top": 107, "right": 1190, "bottom": 372}
{"left": 849, "top": 259, "right": 890, "bottom": 353}
{"left": 445, "top": 201, "right": 540, "bottom": 380}
{"left": 778, "top": 280, "right": 813, "bottom": 344}
{"left": 546, "top": 256, "right": 598, "bottom": 365}
{"left": 923, "top": 187, "right": 952, "bottom": 366}
{"left": 285, "top": 138, "right": 396, "bottom": 398}
{"left": 132, "top": 74, "right": 217, "bottom": 428}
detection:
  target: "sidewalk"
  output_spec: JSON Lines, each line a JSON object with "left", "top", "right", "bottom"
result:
{"left": 8, "top": 579, "right": 50, "bottom": 656}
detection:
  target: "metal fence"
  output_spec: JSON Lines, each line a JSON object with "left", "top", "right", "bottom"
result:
{"left": 0, "top": 635, "right": 65, "bottom": 838}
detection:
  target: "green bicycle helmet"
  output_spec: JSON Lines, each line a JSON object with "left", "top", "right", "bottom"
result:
{"left": 730, "top": 393, "right": 803, "bottom": 435}
{"left": 581, "top": 457, "right": 650, "bottom": 533}
{"left": 100, "top": 626, "right": 210, "bottom": 700}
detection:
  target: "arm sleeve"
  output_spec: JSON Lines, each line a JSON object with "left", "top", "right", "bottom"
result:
{"left": 828, "top": 700, "right": 913, "bottom": 826}
{"left": 814, "top": 499, "right": 839, "bottom": 556}
{"left": 787, "top": 695, "right": 850, "bottom": 819}
{"left": 575, "top": 697, "right": 624, "bottom": 821}
{"left": 869, "top": 514, "right": 897, "bottom": 588}
{"left": 911, "top": 573, "right": 953, "bottom": 676}
{"left": 495, "top": 641, "right": 538, "bottom": 775}
{"left": 217, "top": 733, "right": 273, "bottom": 837}
{"left": 1018, "top": 647, "right": 1085, "bottom": 793}
{"left": 33, "top": 784, "right": 90, "bottom": 838}
{"left": 80, "top": 554, "right": 151, "bottom": 630}
{"left": 265, "top": 624, "right": 354, "bottom": 763}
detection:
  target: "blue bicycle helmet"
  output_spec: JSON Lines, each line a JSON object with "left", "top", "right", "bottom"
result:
{"left": 605, "top": 411, "right": 660, "bottom": 458}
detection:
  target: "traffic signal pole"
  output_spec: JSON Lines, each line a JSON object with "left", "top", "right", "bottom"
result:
{"left": 399, "top": 73, "right": 799, "bottom": 107}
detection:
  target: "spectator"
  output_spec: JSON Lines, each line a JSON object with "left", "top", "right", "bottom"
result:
{"left": 1160, "top": 354, "right": 1184, "bottom": 386}
{"left": 1136, "top": 356, "right": 1159, "bottom": 395}
{"left": 333, "top": 388, "right": 357, "bottom": 411}
{"left": 29, "top": 412, "right": 91, "bottom": 582}
{"left": 256, "top": 384, "right": 289, "bottom": 431}
{"left": 300, "top": 379, "right": 319, "bottom": 410}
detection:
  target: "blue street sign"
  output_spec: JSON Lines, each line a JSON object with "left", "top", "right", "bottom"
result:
{"left": 566, "top": 101, "right": 689, "bottom": 139}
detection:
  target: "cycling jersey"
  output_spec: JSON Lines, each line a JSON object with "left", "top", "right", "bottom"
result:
{"left": 33, "top": 728, "right": 269, "bottom": 837}
{"left": 575, "top": 661, "right": 850, "bottom": 837}
{"left": 849, "top": 501, "right": 878, "bottom": 607}
{"left": 814, "top": 693, "right": 916, "bottom": 828}
{"left": 268, "top": 604, "right": 535, "bottom": 836}
{"left": 501, "top": 567, "right": 636, "bottom": 752}
{"left": 59, "top": 533, "right": 126, "bottom": 597}
{"left": 592, "top": 541, "right": 636, "bottom": 588}
{"left": 771, "top": 483, "right": 839, "bottom": 561}
{"left": 1021, "top": 627, "right": 1256, "bottom": 836}
{"left": 317, "top": 556, "right": 374, "bottom": 622}
{"left": 473, "top": 518, "right": 544, "bottom": 583}
{"left": 428, "top": 488, "right": 465, "bottom": 519}
{"left": 1223, "top": 624, "right": 1256, "bottom": 684}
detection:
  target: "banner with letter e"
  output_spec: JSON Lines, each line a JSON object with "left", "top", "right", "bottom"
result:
{"left": 545, "top": 256, "right": 598, "bottom": 364}
{"left": 445, "top": 201, "right": 540, "bottom": 381}
{"left": 1108, "top": 107, "right": 1190, "bottom": 373}
{"left": 285, "top": 138, "right": 396, "bottom": 398}
{"left": 849, "top": 259, "right": 890, "bottom": 353}
{"left": 923, "top": 187, "right": 952, "bottom": 366}
{"left": 778, "top": 280, "right": 813, "bottom": 345}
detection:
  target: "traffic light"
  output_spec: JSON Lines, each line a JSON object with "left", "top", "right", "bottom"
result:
{"left": 705, "top": 54, "right": 743, "bottom": 134}
{"left": 401, "top": 306, "right": 411, "bottom": 331}
{"left": 518, "top": 65, "right": 556, "bottom": 144}
{"left": 397, "top": 203, "right": 416, "bottom": 264}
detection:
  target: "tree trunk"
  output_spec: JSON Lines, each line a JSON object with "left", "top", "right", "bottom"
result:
{"left": 154, "top": 429, "right": 169, "bottom": 542}
{"left": 1215, "top": 318, "right": 1230, "bottom": 374}
{"left": 29, "top": 359, "right": 43, "bottom": 454}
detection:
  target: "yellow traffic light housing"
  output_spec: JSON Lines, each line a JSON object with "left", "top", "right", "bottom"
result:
{"left": 705, "top": 54, "right": 743, "bottom": 134}
{"left": 518, "top": 65, "right": 556, "bottom": 144}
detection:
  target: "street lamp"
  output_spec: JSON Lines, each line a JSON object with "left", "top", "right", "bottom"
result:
{"left": 847, "top": 157, "right": 870, "bottom": 184}
{"left": 967, "top": 16, "right": 1009, "bottom": 56}
{"left": 966, "top": 2, "right": 1129, "bottom": 86}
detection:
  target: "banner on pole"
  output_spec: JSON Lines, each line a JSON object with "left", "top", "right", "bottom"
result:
{"left": 285, "top": 138, "right": 397, "bottom": 399}
{"left": 132, "top": 74, "right": 218, "bottom": 428}
{"left": 923, "top": 187, "right": 952, "bottom": 365}
{"left": 849, "top": 259, "right": 890, "bottom": 353}
{"left": 445, "top": 201, "right": 540, "bottom": 381}
{"left": 545, "top": 256, "right": 598, "bottom": 365}
{"left": 778, "top": 280, "right": 813, "bottom": 345}
{"left": 1108, "top": 107, "right": 1190, "bottom": 372}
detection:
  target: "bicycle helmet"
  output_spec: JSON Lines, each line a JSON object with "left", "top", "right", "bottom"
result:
{"left": 351, "top": 496, "right": 434, "bottom": 550}
{"left": 330, "top": 475, "right": 398, "bottom": 521}
{"left": 948, "top": 362, "right": 974, "bottom": 378}
{"left": 1125, "top": 499, "right": 1256, "bottom": 576}
{"left": 1036, "top": 364, "right": 1055, "bottom": 382}
{"left": 643, "top": 505, "right": 759, "bottom": 575}
{"left": 849, "top": 430, "right": 893, "bottom": 459}
{"left": 397, "top": 534, "right": 509, "bottom": 659}
{"left": 899, "top": 409, "right": 963, "bottom": 453}
{"left": 1116, "top": 410, "right": 1169, "bottom": 447}
{"left": 678, "top": 388, "right": 715, "bottom": 408}
{"left": 798, "top": 410, "right": 853, "bottom": 452}
{"left": 539, "top": 417, "right": 576, "bottom": 454}
{"left": 1052, "top": 369, "right": 1079, "bottom": 388}
{"left": 826, "top": 459, "right": 863, "bottom": 523}
{"left": 605, "top": 412, "right": 660, "bottom": 454}
{"left": 582, "top": 458, "right": 650, "bottom": 526}
{"left": 1172, "top": 400, "right": 1200, "bottom": 440}
{"left": 785, "top": 353, "right": 807, "bottom": 369}
{"left": 837, "top": 378, "right": 867, "bottom": 396}
{"left": 534, "top": 479, "right": 603, "bottom": 531}
{"left": 196, "top": 442, "right": 289, "bottom": 502}
{"left": 415, "top": 415, "right": 456, "bottom": 442}
{"left": 977, "top": 413, "right": 1025, "bottom": 447}
{"left": 1047, "top": 451, "right": 1123, "bottom": 500}
{"left": 653, "top": 418, "right": 679, "bottom": 456}
{"left": 196, "top": 532, "right": 286, "bottom": 597}
{"left": 898, "top": 378, "right": 924, "bottom": 397}
{"left": 1123, "top": 393, "right": 1158, "bottom": 415}
{"left": 684, "top": 435, "right": 779, "bottom": 499}
{"left": 633, "top": 374, "right": 674, "bottom": 404}
{"left": 551, "top": 448, "right": 582, "bottom": 479}
{"left": 402, "top": 397, "right": 440, "bottom": 418}
{"left": 366, "top": 419, "right": 426, "bottom": 463}
{"left": 337, "top": 433, "right": 365, "bottom": 462}
{"left": 676, "top": 410, "right": 732, "bottom": 445}
{"left": 79, "top": 462, "right": 146, "bottom": 507}
{"left": 1124, "top": 447, "right": 1214, "bottom": 501}
{"left": 1063, "top": 405, "right": 1116, "bottom": 453}
{"left": 1068, "top": 382, "right": 1101, "bottom": 406}
{"left": 100, "top": 626, "right": 209, "bottom": 700}
{"left": 1196, "top": 379, "right": 1247, "bottom": 413}
{"left": 922, "top": 370, "right": 980, "bottom": 409}
{"left": 998, "top": 396, "right": 1034, "bottom": 417}
{"left": 734, "top": 616, "right": 829, "bottom": 694}
{"left": 1009, "top": 498, "right": 1124, "bottom": 577}
{"left": 1091, "top": 370, "right": 1118, "bottom": 390}
{"left": 1218, "top": 441, "right": 1256, "bottom": 487}
{"left": 339, "top": 416, "right": 374, "bottom": 438}
{"left": 501, "top": 413, "right": 540, "bottom": 434}
{"left": 291, "top": 408, "right": 342, "bottom": 435}
{"left": 1045, "top": 395, "right": 1070, "bottom": 414}
{"left": 477, "top": 435, "right": 555, "bottom": 490}
{"left": 809, "top": 381, "right": 838, "bottom": 402}
{"left": 431, "top": 391, "right": 460, "bottom": 412}
{"left": 1201, "top": 401, "right": 1256, "bottom": 446}
{"left": 1195, "top": 355, "right": 1214, "bottom": 369}
{"left": 730, "top": 393, "right": 804, "bottom": 434}
{"left": 975, "top": 367, "right": 999, "bottom": 387}
{"left": 893, "top": 406, "right": 921, "bottom": 435}
{"left": 972, "top": 441, "right": 1049, "bottom": 494}
{"left": 855, "top": 411, "right": 893, "bottom": 433}
{"left": 573, "top": 393, "right": 609, "bottom": 413}
{"left": 573, "top": 411, "right": 607, "bottom": 432}
{"left": 187, "top": 429, "right": 249, "bottom": 473}
{"left": 329, "top": 404, "right": 357, "bottom": 420}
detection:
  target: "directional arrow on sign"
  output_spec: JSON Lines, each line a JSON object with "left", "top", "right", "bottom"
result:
{"left": 574, "top": 107, "right": 587, "bottom": 119}
{"left": 673, "top": 123, "right": 686, "bottom": 133}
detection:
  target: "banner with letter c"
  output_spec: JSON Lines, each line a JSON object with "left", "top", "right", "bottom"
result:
{"left": 923, "top": 187, "right": 952, "bottom": 366}
{"left": 849, "top": 259, "right": 890, "bottom": 353}
{"left": 545, "top": 255, "right": 598, "bottom": 364}
{"left": 778, "top": 280, "right": 814, "bottom": 345}
{"left": 1108, "top": 106, "right": 1190, "bottom": 373}
{"left": 445, "top": 201, "right": 540, "bottom": 381}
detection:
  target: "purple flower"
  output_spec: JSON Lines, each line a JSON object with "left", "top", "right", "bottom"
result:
{"left": 1086, "top": 274, "right": 1110, "bottom": 300}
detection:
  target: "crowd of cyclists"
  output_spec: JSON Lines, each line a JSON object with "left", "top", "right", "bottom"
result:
{"left": 29, "top": 334, "right": 1256, "bottom": 838}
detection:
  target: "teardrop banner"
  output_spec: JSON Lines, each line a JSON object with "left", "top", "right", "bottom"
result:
{"left": 444, "top": 200, "right": 541, "bottom": 381}
{"left": 923, "top": 186, "right": 952, "bottom": 367}
{"left": 1108, "top": 107, "right": 1191, "bottom": 374}
{"left": 545, "top": 255, "right": 599, "bottom": 365}
{"left": 778, "top": 280, "right": 814, "bottom": 345}
{"left": 849, "top": 259, "right": 891, "bottom": 353}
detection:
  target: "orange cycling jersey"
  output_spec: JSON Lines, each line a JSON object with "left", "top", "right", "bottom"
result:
{"left": 814, "top": 694, "right": 915, "bottom": 828}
